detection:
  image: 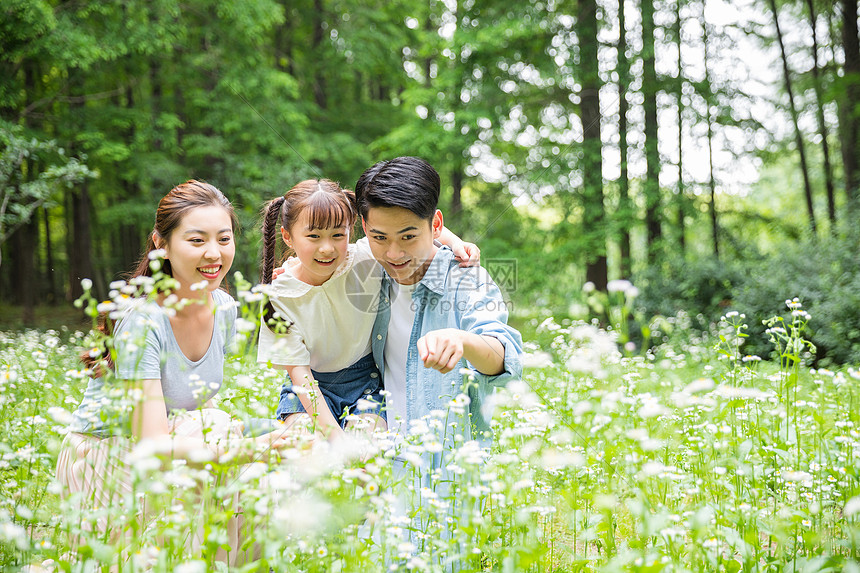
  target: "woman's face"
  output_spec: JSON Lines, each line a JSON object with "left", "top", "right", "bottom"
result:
{"left": 281, "top": 209, "right": 349, "bottom": 286}
{"left": 162, "top": 205, "right": 235, "bottom": 295}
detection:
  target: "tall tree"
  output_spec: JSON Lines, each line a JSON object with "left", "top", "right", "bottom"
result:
{"left": 768, "top": 0, "right": 817, "bottom": 235}
{"left": 641, "top": 0, "right": 663, "bottom": 260}
{"left": 702, "top": 9, "right": 719, "bottom": 257}
{"left": 805, "top": 0, "right": 836, "bottom": 226}
{"left": 617, "top": 0, "right": 633, "bottom": 278}
{"left": 675, "top": 0, "right": 687, "bottom": 253}
{"left": 840, "top": 0, "right": 860, "bottom": 206}
{"left": 579, "top": 0, "right": 607, "bottom": 290}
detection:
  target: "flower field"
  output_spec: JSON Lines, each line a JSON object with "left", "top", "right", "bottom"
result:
{"left": 1, "top": 296, "right": 860, "bottom": 572}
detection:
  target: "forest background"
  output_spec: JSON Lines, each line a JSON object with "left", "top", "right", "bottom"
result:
{"left": 1, "top": 0, "right": 858, "bottom": 366}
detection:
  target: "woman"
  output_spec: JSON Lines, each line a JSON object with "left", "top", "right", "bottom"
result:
{"left": 56, "top": 180, "right": 290, "bottom": 567}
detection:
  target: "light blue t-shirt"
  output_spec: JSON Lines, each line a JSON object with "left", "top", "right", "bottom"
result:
{"left": 70, "top": 289, "right": 237, "bottom": 437}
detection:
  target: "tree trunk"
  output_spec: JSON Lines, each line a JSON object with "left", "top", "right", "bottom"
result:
{"left": 68, "top": 180, "right": 95, "bottom": 300}
{"left": 43, "top": 206, "right": 57, "bottom": 304}
{"left": 451, "top": 167, "right": 463, "bottom": 217}
{"left": 122, "top": 66, "right": 141, "bottom": 272}
{"left": 580, "top": 0, "right": 607, "bottom": 291}
{"left": 676, "top": 0, "right": 686, "bottom": 254}
{"left": 642, "top": 0, "right": 662, "bottom": 261}
{"left": 275, "top": 1, "right": 295, "bottom": 74}
{"left": 617, "top": 0, "right": 632, "bottom": 279}
{"left": 702, "top": 13, "right": 719, "bottom": 257}
{"left": 806, "top": 0, "right": 836, "bottom": 227}
{"left": 769, "top": 0, "right": 817, "bottom": 235}
{"left": 841, "top": 0, "right": 860, "bottom": 206}
{"left": 312, "top": 0, "right": 328, "bottom": 109}
{"left": 150, "top": 57, "right": 162, "bottom": 152}
{"left": 11, "top": 215, "right": 38, "bottom": 324}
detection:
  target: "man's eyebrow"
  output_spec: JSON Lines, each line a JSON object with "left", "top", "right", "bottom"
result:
{"left": 368, "top": 226, "right": 418, "bottom": 235}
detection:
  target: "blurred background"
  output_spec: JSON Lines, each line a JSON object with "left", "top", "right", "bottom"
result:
{"left": 1, "top": 0, "right": 858, "bottom": 364}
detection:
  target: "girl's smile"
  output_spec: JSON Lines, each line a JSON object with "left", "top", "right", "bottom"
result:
{"left": 281, "top": 210, "right": 350, "bottom": 286}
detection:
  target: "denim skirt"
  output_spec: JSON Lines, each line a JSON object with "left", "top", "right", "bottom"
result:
{"left": 275, "top": 353, "right": 386, "bottom": 428}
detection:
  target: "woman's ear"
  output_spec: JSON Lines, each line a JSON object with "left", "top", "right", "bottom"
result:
{"left": 153, "top": 232, "right": 167, "bottom": 257}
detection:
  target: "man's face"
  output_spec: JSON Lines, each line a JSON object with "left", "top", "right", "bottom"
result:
{"left": 362, "top": 206, "right": 443, "bottom": 285}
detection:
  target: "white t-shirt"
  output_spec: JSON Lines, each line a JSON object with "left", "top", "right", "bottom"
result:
{"left": 257, "top": 239, "right": 383, "bottom": 372}
{"left": 383, "top": 281, "right": 417, "bottom": 435}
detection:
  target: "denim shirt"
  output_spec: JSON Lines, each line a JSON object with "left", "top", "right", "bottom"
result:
{"left": 370, "top": 246, "right": 524, "bottom": 446}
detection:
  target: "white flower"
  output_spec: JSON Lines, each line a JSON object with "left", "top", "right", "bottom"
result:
{"left": 607, "top": 279, "right": 633, "bottom": 293}
{"left": 355, "top": 398, "right": 377, "bottom": 411}
{"left": 46, "top": 407, "right": 73, "bottom": 425}
{"left": 522, "top": 351, "right": 553, "bottom": 369}
{"left": 714, "top": 385, "right": 771, "bottom": 401}
{"left": 638, "top": 399, "right": 668, "bottom": 419}
{"left": 781, "top": 470, "right": 813, "bottom": 483}
{"left": 0, "top": 522, "right": 28, "bottom": 550}
{"left": 844, "top": 496, "right": 860, "bottom": 517}
{"left": 80, "top": 278, "right": 93, "bottom": 291}
{"left": 175, "top": 560, "right": 206, "bottom": 573}
{"left": 641, "top": 461, "right": 667, "bottom": 476}
{"left": 683, "top": 378, "right": 715, "bottom": 394}
{"left": 540, "top": 449, "right": 585, "bottom": 470}
{"left": 235, "top": 318, "right": 256, "bottom": 333}
{"left": 148, "top": 249, "right": 167, "bottom": 260}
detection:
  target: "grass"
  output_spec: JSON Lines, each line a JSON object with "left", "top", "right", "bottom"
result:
{"left": 0, "top": 303, "right": 90, "bottom": 332}
{"left": 1, "top": 294, "right": 859, "bottom": 571}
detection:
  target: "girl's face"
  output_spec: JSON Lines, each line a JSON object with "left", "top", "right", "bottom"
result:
{"left": 281, "top": 210, "right": 349, "bottom": 286}
{"left": 161, "top": 205, "right": 235, "bottom": 296}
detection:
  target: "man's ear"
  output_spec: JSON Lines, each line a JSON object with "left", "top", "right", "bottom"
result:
{"left": 431, "top": 209, "right": 444, "bottom": 239}
{"left": 361, "top": 217, "right": 368, "bottom": 235}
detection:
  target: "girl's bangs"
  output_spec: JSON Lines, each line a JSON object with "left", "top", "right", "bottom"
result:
{"left": 304, "top": 192, "right": 354, "bottom": 230}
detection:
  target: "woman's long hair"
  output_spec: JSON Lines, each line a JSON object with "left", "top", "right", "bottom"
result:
{"left": 80, "top": 180, "right": 236, "bottom": 375}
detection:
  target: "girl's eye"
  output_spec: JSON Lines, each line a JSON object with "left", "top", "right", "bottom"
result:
{"left": 190, "top": 238, "right": 204, "bottom": 243}
{"left": 219, "top": 236, "right": 232, "bottom": 243}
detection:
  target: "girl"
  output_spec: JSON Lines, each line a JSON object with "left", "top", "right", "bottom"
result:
{"left": 258, "top": 179, "right": 477, "bottom": 440}
{"left": 56, "top": 180, "right": 290, "bottom": 566}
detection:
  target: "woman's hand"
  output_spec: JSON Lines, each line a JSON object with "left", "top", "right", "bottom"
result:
{"left": 253, "top": 426, "right": 298, "bottom": 460}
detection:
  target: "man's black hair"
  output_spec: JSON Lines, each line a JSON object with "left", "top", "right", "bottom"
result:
{"left": 354, "top": 156, "right": 440, "bottom": 221}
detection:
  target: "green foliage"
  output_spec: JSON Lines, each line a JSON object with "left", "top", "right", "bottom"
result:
{"left": 636, "top": 226, "right": 860, "bottom": 366}
{"left": 635, "top": 254, "right": 744, "bottom": 327}
{"left": 733, "top": 227, "right": 860, "bottom": 366}
{"left": 0, "top": 122, "right": 97, "bottom": 252}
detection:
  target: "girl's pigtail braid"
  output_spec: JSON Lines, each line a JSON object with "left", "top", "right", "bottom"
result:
{"left": 260, "top": 196, "right": 294, "bottom": 334}
{"left": 261, "top": 197, "right": 285, "bottom": 285}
